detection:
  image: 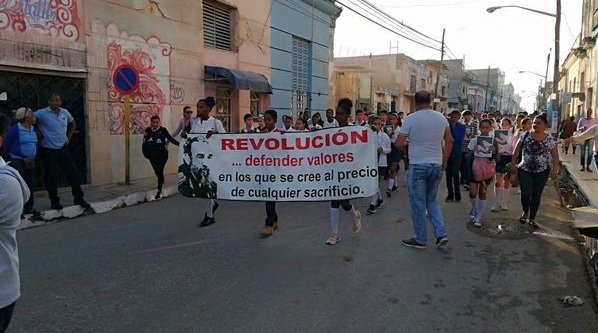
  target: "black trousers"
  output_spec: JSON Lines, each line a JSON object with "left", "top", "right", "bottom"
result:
{"left": 265, "top": 201, "right": 278, "bottom": 226}
{"left": 0, "top": 302, "right": 15, "bottom": 333}
{"left": 149, "top": 152, "right": 168, "bottom": 190}
{"left": 40, "top": 147, "right": 84, "bottom": 205}
{"left": 10, "top": 159, "right": 34, "bottom": 213}
{"left": 518, "top": 168, "right": 550, "bottom": 221}
{"left": 445, "top": 153, "right": 462, "bottom": 198}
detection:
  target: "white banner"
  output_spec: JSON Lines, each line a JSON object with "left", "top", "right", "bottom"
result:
{"left": 178, "top": 127, "right": 379, "bottom": 201}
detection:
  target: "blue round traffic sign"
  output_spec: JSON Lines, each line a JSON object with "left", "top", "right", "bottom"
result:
{"left": 113, "top": 65, "right": 139, "bottom": 94}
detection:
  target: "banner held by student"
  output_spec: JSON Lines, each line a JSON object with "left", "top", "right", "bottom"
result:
{"left": 178, "top": 127, "right": 378, "bottom": 201}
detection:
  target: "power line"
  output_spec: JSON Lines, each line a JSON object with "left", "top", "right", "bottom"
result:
{"left": 346, "top": 0, "right": 441, "bottom": 49}
{"left": 381, "top": 0, "right": 492, "bottom": 9}
{"left": 336, "top": 0, "right": 442, "bottom": 52}
{"left": 358, "top": 0, "right": 442, "bottom": 44}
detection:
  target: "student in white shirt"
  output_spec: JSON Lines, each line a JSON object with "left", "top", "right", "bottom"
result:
{"left": 309, "top": 113, "right": 323, "bottom": 131}
{"left": 293, "top": 117, "right": 310, "bottom": 132}
{"left": 467, "top": 119, "right": 497, "bottom": 227}
{"left": 367, "top": 116, "right": 391, "bottom": 215}
{"left": 386, "top": 112, "right": 402, "bottom": 196}
{"left": 323, "top": 108, "right": 339, "bottom": 128}
{"left": 190, "top": 97, "right": 226, "bottom": 227}
{"left": 240, "top": 113, "right": 259, "bottom": 133}
{"left": 280, "top": 115, "right": 294, "bottom": 132}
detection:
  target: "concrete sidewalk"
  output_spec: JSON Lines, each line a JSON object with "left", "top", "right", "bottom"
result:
{"left": 19, "top": 174, "right": 178, "bottom": 230}
{"left": 560, "top": 150, "right": 598, "bottom": 229}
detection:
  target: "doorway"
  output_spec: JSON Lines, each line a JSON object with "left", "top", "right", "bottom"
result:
{"left": 0, "top": 71, "right": 88, "bottom": 189}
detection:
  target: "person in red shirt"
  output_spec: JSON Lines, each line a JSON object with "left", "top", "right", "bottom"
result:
{"left": 559, "top": 116, "right": 577, "bottom": 154}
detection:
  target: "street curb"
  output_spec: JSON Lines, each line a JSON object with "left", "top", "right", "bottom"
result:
{"left": 17, "top": 185, "right": 178, "bottom": 230}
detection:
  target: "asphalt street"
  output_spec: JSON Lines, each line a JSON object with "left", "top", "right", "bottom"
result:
{"left": 9, "top": 181, "right": 598, "bottom": 332}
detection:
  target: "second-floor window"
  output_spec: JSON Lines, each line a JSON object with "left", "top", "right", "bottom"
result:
{"left": 203, "top": 0, "right": 233, "bottom": 51}
{"left": 410, "top": 75, "right": 416, "bottom": 92}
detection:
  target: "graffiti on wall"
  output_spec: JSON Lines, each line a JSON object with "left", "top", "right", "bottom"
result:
{"left": 105, "top": 25, "right": 172, "bottom": 135}
{"left": 0, "top": 0, "right": 81, "bottom": 41}
{"left": 170, "top": 80, "right": 185, "bottom": 103}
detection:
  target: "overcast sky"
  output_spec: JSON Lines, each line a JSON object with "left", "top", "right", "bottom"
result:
{"left": 333, "top": 0, "right": 582, "bottom": 112}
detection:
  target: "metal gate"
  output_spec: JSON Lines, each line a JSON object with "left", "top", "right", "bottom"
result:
{"left": 215, "top": 87, "right": 231, "bottom": 132}
{"left": 0, "top": 71, "right": 88, "bottom": 189}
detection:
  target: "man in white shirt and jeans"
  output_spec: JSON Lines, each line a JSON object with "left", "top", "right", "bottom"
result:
{"left": 1, "top": 114, "right": 30, "bottom": 332}
{"left": 577, "top": 107, "right": 597, "bottom": 172}
{"left": 395, "top": 91, "right": 453, "bottom": 249}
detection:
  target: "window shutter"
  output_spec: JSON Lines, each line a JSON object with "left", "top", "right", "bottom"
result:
{"left": 203, "top": 1, "right": 232, "bottom": 51}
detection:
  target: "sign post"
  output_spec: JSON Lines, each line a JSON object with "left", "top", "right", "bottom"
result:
{"left": 113, "top": 65, "right": 140, "bottom": 185}
{"left": 123, "top": 95, "right": 132, "bottom": 184}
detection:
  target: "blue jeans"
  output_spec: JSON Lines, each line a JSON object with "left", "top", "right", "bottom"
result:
{"left": 407, "top": 163, "right": 447, "bottom": 244}
{"left": 580, "top": 140, "right": 593, "bottom": 167}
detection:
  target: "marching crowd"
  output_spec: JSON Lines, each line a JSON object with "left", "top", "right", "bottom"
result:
{"left": 2, "top": 90, "right": 598, "bottom": 330}
{"left": 137, "top": 90, "right": 576, "bottom": 248}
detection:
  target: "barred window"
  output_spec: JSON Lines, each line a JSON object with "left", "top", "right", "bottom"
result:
{"left": 203, "top": 0, "right": 233, "bottom": 51}
{"left": 250, "top": 92, "right": 260, "bottom": 117}
{"left": 291, "top": 36, "right": 310, "bottom": 118}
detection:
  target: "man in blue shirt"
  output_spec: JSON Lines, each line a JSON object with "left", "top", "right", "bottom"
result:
{"left": 35, "top": 93, "right": 90, "bottom": 210}
{"left": 445, "top": 110, "right": 466, "bottom": 202}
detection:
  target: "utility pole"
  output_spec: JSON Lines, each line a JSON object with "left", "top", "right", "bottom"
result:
{"left": 552, "top": 0, "right": 561, "bottom": 131}
{"left": 434, "top": 28, "right": 445, "bottom": 111}
{"left": 484, "top": 65, "right": 490, "bottom": 111}
{"left": 542, "top": 49, "right": 551, "bottom": 112}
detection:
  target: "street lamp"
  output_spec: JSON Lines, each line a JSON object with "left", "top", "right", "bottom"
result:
{"left": 518, "top": 70, "right": 545, "bottom": 79}
{"left": 486, "top": 5, "right": 556, "bottom": 17}
{"left": 487, "top": 2, "right": 561, "bottom": 131}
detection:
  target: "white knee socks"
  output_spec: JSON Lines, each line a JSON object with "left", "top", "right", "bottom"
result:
{"left": 330, "top": 208, "right": 340, "bottom": 234}
{"left": 476, "top": 199, "right": 486, "bottom": 220}
{"left": 370, "top": 191, "right": 380, "bottom": 206}
{"left": 205, "top": 199, "right": 214, "bottom": 218}
{"left": 388, "top": 178, "right": 395, "bottom": 190}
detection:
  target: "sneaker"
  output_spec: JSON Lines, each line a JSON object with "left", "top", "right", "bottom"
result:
{"left": 273, "top": 222, "right": 279, "bottom": 231}
{"left": 473, "top": 219, "right": 482, "bottom": 228}
{"left": 580, "top": 167, "right": 586, "bottom": 172}
{"left": 260, "top": 225, "right": 273, "bottom": 236}
{"left": 326, "top": 234, "right": 341, "bottom": 245}
{"left": 587, "top": 167, "right": 593, "bottom": 173}
{"left": 401, "top": 238, "right": 426, "bottom": 249}
{"left": 391, "top": 185, "right": 398, "bottom": 193}
{"left": 155, "top": 190, "right": 162, "bottom": 200}
{"left": 74, "top": 198, "right": 91, "bottom": 210}
{"left": 435, "top": 236, "right": 448, "bottom": 247}
{"left": 445, "top": 195, "right": 454, "bottom": 202}
{"left": 490, "top": 202, "right": 500, "bottom": 212}
{"left": 386, "top": 189, "right": 392, "bottom": 198}
{"left": 199, "top": 214, "right": 216, "bottom": 227}
{"left": 352, "top": 211, "right": 362, "bottom": 234}
{"left": 376, "top": 199, "right": 384, "bottom": 209}
{"left": 500, "top": 203, "right": 509, "bottom": 211}
{"left": 367, "top": 205, "right": 377, "bottom": 215}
